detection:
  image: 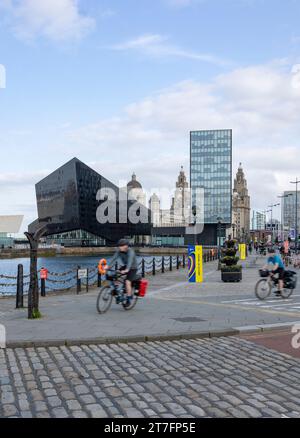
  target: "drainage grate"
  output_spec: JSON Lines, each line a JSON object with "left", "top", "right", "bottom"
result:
{"left": 172, "top": 317, "right": 206, "bottom": 323}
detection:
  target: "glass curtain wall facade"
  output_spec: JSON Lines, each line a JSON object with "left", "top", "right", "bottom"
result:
{"left": 29, "top": 158, "right": 152, "bottom": 245}
{"left": 283, "top": 191, "right": 300, "bottom": 232}
{"left": 45, "top": 230, "right": 106, "bottom": 247}
{"left": 190, "top": 130, "right": 232, "bottom": 225}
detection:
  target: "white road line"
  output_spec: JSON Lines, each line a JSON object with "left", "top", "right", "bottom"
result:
{"left": 260, "top": 302, "right": 300, "bottom": 308}
{"left": 222, "top": 298, "right": 294, "bottom": 304}
{"left": 222, "top": 298, "right": 258, "bottom": 303}
{"left": 148, "top": 270, "right": 216, "bottom": 297}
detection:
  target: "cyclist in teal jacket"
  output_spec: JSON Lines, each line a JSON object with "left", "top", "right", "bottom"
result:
{"left": 265, "top": 249, "right": 285, "bottom": 296}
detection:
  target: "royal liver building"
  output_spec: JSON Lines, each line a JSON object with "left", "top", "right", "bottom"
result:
{"left": 232, "top": 163, "right": 251, "bottom": 241}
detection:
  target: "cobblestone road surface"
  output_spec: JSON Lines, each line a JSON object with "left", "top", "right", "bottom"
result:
{"left": 1, "top": 337, "right": 300, "bottom": 418}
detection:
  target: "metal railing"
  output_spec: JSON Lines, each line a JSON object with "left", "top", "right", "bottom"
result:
{"left": 0, "top": 251, "right": 219, "bottom": 307}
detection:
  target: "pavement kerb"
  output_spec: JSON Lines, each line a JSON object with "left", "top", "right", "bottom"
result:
{"left": 5, "top": 322, "right": 298, "bottom": 348}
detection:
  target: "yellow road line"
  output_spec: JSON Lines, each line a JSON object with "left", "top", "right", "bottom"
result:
{"left": 155, "top": 296, "right": 300, "bottom": 318}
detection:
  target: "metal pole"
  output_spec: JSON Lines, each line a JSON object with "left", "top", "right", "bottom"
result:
{"left": 86, "top": 269, "right": 89, "bottom": 293}
{"left": 41, "top": 278, "right": 46, "bottom": 297}
{"left": 290, "top": 179, "right": 300, "bottom": 253}
{"left": 142, "top": 259, "right": 145, "bottom": 278}
{"left": 16, "top": 264, "right": 24, "bottom": 309}
{"left": 97, "top": 271, "right": 102, "bottom": 288}
{"left": 162, "top": 256, "right": 165, "bottom": 273}
{"left": 296, "top": 184, "right": 298, "bottom": 253}
{"left": 77, "top": 266, "right": 81, "bottom": 294}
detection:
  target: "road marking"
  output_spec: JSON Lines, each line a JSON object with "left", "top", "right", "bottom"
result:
{"left": 148, "top": 270, "right": 217, "bottom": 297}
{"left": 148, "top": 282, "right": 187, "bottom": 296}
{"left": 260, "top": 302, "right": 300, "bottom": 308}
{"left": 155, "top": 296, "right": 300, "bottom": 318}
{"left": 222, "top": 298, "right": 259, "bottom": 303}
{"left": 220, "top": 296, "right": 300, "bottom": 314}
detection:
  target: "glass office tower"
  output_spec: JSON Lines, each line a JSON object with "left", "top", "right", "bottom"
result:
{"left": 190, "top": 129, "right": 232, "bottom": 225}
{"left": 283, "top": 191, "right": 300, "bottom": 233}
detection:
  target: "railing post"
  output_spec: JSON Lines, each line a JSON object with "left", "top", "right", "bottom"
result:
{"left": 41, "top": 278, "right": 46, "bottom": 297}
{"left": 170, "top": 256, "right": 172, "bottom": 272}
{"left": 16, "top": 264, "right": 24, "bottom": 309}
{"left": 162, "top": 256, "right": 165, "bottom": 273}
{"left": 142, "top": 259, "right": 145, "bottom": 278}
{"left": 97, "top": 271, "right": 102, "bottom": 288}
{"left": 153, "top": 258, "right": 156, "bottom": 276}
{"left": 77, "top": 266, "right": 81, "bottom": 294}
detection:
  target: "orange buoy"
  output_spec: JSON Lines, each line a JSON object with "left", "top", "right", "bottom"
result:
{"left": 98, "top": 259, "right": 108, "bottom": 275}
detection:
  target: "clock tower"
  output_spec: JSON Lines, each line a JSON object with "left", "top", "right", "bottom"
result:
{"left": 232, "top": 164, "right": 251, "bottom": 241}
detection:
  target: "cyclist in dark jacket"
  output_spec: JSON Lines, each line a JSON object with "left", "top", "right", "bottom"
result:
{"left": 107, "top": 239, "right": 138, "bottom": 307}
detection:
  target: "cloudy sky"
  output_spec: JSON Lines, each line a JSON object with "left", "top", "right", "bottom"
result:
{"left": 1, "top": 0, "right": 300, "bottom": 233}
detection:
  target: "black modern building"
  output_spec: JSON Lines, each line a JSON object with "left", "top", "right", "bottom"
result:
{"left": 29, "top": 158, "right": 152, "bottom": 245}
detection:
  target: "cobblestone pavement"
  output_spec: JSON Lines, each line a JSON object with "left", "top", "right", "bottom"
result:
{"left": 1, "top": 336, "right": 300, "bottom": 418}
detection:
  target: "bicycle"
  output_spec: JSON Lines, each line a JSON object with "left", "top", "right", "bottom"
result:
{"left": 255, "top": 269, "right": 297, "bottom": 301}
{"left": 96, "top": 270, "right": 144, "bottom": 314}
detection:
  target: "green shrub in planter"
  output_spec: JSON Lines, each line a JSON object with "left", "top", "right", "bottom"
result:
{"left": 221, "top": 239, "right": 242, "bottom": 282}
{"left": 221, "top": 256, "right": 240, "bottom": 266}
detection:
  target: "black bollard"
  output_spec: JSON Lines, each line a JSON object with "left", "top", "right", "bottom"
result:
{"left": 162, "top": 256, "right": 165, "bottom": 274}
{"left": 177, "top": 255, "right": 180, "bottom": 270}
{"left": 16, "top": 264, "right": 24, "bottom": 309}
{"left": 153, "top": 258, "right": 156, "bottom": 276}
{"left": 77, "top": 266, "right": 81, "bottom": 294}
{"left": 97, "top": 271, "right": 102, "bottom": 288}
{"left": 41, "top": 278, "right": 46, "bottom": 297}
{"left": 86, "top": 269, "right": 89, "bottom": 293}
{"left": 183, "top": 254, "right": 186, "bottom": 268}
{"left": 170, "top": 256, "right": 172, "bottom": 272}
{"left": 142, "top": 259, "right": 145, "bottom": 278}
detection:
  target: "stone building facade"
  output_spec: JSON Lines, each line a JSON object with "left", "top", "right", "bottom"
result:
{"left": 232, "top": 164, "right": 251, "bottom": 241}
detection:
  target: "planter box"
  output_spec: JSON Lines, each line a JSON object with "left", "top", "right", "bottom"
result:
{"left": 221, "top": 270, "right": 242, "bottom": 283}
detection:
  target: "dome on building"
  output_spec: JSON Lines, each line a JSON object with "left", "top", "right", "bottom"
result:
{"left": 127, "top": 173, "right": 142, "bottom": 190}
{"left": 150, "top": 193, "right": 160, "bottom": 202}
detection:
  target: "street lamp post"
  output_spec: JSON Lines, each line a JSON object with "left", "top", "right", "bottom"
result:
{"left": 290, "top": 179, "right": 300, "bottom": 253}
{"left": 217, "top": 217, "right": 223, "bottom": 270}
{"left": 268, "top": 203, "right": 280, "bottom": 244}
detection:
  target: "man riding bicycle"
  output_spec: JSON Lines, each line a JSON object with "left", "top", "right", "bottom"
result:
{"left": 264, "top": 248, "right": 285, "bottom": 296}
{"left": 105, "top": 239, "right": 138, "bottom": 308}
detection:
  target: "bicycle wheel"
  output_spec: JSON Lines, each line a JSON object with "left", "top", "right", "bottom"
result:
{"left": 122, "top": 295, "right": 138, "bottom": 311}
{"left": 96, "top": 286, "right": 113, "bottom": 314}
{"left": 281, "top": 288, "right": 293, "bottom": 299}
{"left": 255, "top": 279, "right": 272, "bottom": 301}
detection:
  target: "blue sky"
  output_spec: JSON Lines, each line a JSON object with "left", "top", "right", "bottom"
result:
{"left": 1, "top": 0, "right": 300, "bottom": 231}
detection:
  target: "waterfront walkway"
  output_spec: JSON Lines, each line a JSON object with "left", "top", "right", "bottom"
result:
{"left": 1, "top": 255, "right": 300, "bottom": 347}
{"left": 1, "top": 255, "right": 300, "bottom": 419}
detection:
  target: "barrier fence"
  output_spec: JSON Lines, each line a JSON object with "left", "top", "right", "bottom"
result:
{"left": 0, "top": 251, "right": 219, "bottom": 307}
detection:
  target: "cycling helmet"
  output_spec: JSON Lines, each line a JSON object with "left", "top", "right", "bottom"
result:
{"left": 118, "top": 238, "right": 130, "bottom": 247}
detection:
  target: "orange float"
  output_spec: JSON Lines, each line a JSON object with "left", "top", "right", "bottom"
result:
{"left": 98, "top": 259, "right": 108, "bottom": 275}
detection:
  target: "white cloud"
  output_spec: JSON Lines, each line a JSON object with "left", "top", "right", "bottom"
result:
{"left": 0, "top": 170, "right": 48, "bottom": 187}
{"left": 111, "top": 33, "right": 230, "bottom": 67}
{"left": 67, "top": 61, "right": 300, "bottom": 213}
{"left": 0, "top": 0, "right": 95, "bottom": 42}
